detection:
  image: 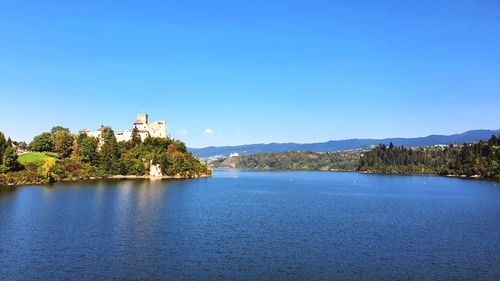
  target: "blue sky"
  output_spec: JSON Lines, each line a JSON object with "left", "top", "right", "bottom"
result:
{"left": 0, "top": 0, "right": 499, "bottom": 148}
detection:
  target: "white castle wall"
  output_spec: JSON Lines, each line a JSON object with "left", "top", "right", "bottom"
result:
{"left": 84, "top": 113, "right": 168, "bottom": 142}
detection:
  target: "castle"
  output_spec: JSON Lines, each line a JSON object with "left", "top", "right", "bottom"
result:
{"left": 84, "top": 113, "right": 168, "bottom": 142}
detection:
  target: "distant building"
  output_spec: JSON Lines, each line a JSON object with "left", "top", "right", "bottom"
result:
{"left": 229, "top": 153, "right": 240, "bottom": 158}
{"left": 83, "top": 113, "right": 168, "bottom": 142}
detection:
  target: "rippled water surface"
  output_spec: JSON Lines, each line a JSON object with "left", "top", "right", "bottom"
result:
{"left": 1, "top": 170, "right": 499, "bottom": 280}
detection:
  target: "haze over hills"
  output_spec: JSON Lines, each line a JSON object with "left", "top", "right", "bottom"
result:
{"left": 190, "top": 129, "right": 500, "bottom": 158}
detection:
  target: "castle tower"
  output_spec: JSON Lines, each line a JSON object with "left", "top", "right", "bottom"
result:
{"left": 136, "top": 113, "right": 148, "bottom": 124}
{"left": 134, "top": 113, "right": 149, "bottom": 132}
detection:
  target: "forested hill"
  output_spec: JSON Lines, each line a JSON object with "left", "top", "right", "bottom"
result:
{"left": 358, "top": 135, "right": 500, "bottom": 180}
{"left": 191, "top": 129, "right": 500, "bottom": 158}
{"left": 213, "top": 150, "right": 362, "bottom": 171}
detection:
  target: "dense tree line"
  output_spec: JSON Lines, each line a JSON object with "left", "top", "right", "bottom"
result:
{"left": 1, "top": 126, "right": 210, "bottom": 185}
{"left": 214, "top": 150, "right": 361, "bottom": 171}
{"left": 358, "top": 135, "right": 500, "bottom": 179}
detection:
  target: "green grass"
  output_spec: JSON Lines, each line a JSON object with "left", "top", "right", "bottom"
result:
{"left": 18, "top": 152, "right": 57, "bottom": 164}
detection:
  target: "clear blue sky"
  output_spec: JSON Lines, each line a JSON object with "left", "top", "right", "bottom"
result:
{"left": 0, "top": 0, "right": 499, "bottom": 148}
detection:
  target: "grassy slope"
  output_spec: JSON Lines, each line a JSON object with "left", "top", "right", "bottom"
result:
{"left": 18, "top": 152, "right": 57, "bottom": 164}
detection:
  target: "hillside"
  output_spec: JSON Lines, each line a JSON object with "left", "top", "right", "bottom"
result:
{"left": 191, "top": 129, "right": 500, "bottom": 158}
{"left": 213, "top": 150, "right": 362, "bottom": 171}
{"left": 358, "top": 135, "right": 500, "bottom": 180}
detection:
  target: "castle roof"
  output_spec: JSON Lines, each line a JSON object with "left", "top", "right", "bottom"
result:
{"left": 134, "top": 120, "right": 145, "bottom": 124}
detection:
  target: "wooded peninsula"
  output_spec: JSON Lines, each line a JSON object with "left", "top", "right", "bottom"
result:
{"left": 0, "top": 126, "right": 211, "bottom": 186}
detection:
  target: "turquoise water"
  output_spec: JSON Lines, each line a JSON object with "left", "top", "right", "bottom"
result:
{"left": 1, "top": 170, "right": 499, "bottom": 280}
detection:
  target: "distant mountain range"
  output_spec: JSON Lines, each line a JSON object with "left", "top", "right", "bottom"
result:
{"left": 189, "top": 129, "right": 500, "bottom": 158}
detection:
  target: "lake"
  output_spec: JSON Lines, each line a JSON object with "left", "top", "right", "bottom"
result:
{"left": 1, "top": 170, "right": 499, "bottom": 280}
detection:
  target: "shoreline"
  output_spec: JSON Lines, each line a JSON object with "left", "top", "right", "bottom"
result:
{"left": 0, "top": 173, "right": 212, "bottom": 188}
{"left": 107, "top": 174, "right": 212, "bottom": 180}
{"left": 3, "top": 170, "right": 498, "bottom": 188}
{"left": 358, "top": 170, "right": 499, "bottom": 181}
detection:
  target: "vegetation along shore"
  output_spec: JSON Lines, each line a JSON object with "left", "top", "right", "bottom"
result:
{"left": 0, "top": 126, "right": 211, "bottom": 187}
{"left": 214, "top": 135, "right": 500, "bottom": 181}
{"left": 2, "top": 127, "right": 498, "bottom": 187}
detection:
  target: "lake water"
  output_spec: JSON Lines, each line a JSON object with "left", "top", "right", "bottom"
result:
{"left": 1, "top": 170, "right": 499, "bottom": 280}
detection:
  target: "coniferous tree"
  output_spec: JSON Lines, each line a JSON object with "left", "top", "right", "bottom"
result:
{"left": 488, "top": 135, "right": 498, "bottom": 146}
{"left": 129, "top": 127, "right": 142, "bottom": 148}
{"left": 99, "top": 127, "right": 119, "bottom": 174}
{"left": 3, "top": 146, "right": 21, "bottom": 171}
{"left": 358, "top": 135, "right": 500, "bottom": 179}
{"left": 0, "top": 131, "right": 7, "bottom": 165}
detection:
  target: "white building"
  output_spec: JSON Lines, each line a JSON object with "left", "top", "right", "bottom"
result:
{"left": 133, "top": 113, "right": 168, "bottom": 140}
{"left": 83, "top": 113, "right": 168, "bottom": 142}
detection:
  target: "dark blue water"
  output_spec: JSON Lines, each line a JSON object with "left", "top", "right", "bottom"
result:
{"left": 1, "top": 170, "right": 499, "bottom": 280}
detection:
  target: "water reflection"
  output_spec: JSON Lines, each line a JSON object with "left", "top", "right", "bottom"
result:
{"left": 1, "top": 173, "right": 500, "bottom": 280}
{"left": 0, "top": 187, "right": 16, "bottom": 204}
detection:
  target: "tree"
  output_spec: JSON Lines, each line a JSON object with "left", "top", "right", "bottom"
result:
{"left": 40, "top": 158, "right": 57, "bottom": 181}
{"left": 53, "top": 131, "right": 74, "bottom": 158}
{"left": 3, "top": 146, "right": 22, "bottom": 171}
{"left": 174, "top": 139, "right": 188, "bottom": 153}
{"left": 50, "top": 126, "right": 70, "bottom": 135}
{"left": 30, "top": 132, "right": 53, "bottom": 152}
{"left": 0, "top": 131, "right": 6, "bottom": 165}
{"left": 99, "top": 127, "right": 119, "bottom": 174}
{"left": 129, "top": 127, "right": 142, "bottom": 147}
{"left": 77, "top": 134, "right": 99, "bottom": 164}
{"left": 488, "top": 135, "right": 498, "bottom": 146}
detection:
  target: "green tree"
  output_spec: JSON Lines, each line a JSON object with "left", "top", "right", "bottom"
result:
{"left": 30, "top": 132, "right": 53, "bottom": 152}
{"left": 129, "top": 127, "right": 142, "bottom": 147}
{"left": 77, "top": 134, "right": 99, "bottom": 164}
{"left": 3, "top": 146, "right": 22, "bottom": 171}
{"left": 0, "top": 131, "right": 7, "bottom": 165}
{"left": 50, "top": 126, "right": 70, "bottom": 135}
{"left": 53, "top": 131, "right": 75, "bottom": 158}
{"left": 99, "top": 127, "right": 119, "bottom": 174}
{"left": 488, "top": 135, "right": 498, "bottom": 146}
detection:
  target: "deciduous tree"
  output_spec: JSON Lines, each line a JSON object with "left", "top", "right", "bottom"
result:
{"left": 53, "top": 131, "right": 74, "bottom": 158}
{"left": 30, "top": 132, "right": 53, "bottom": 152}
{"left": 77, "top": 134, "right": 99, "bottom": 164}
